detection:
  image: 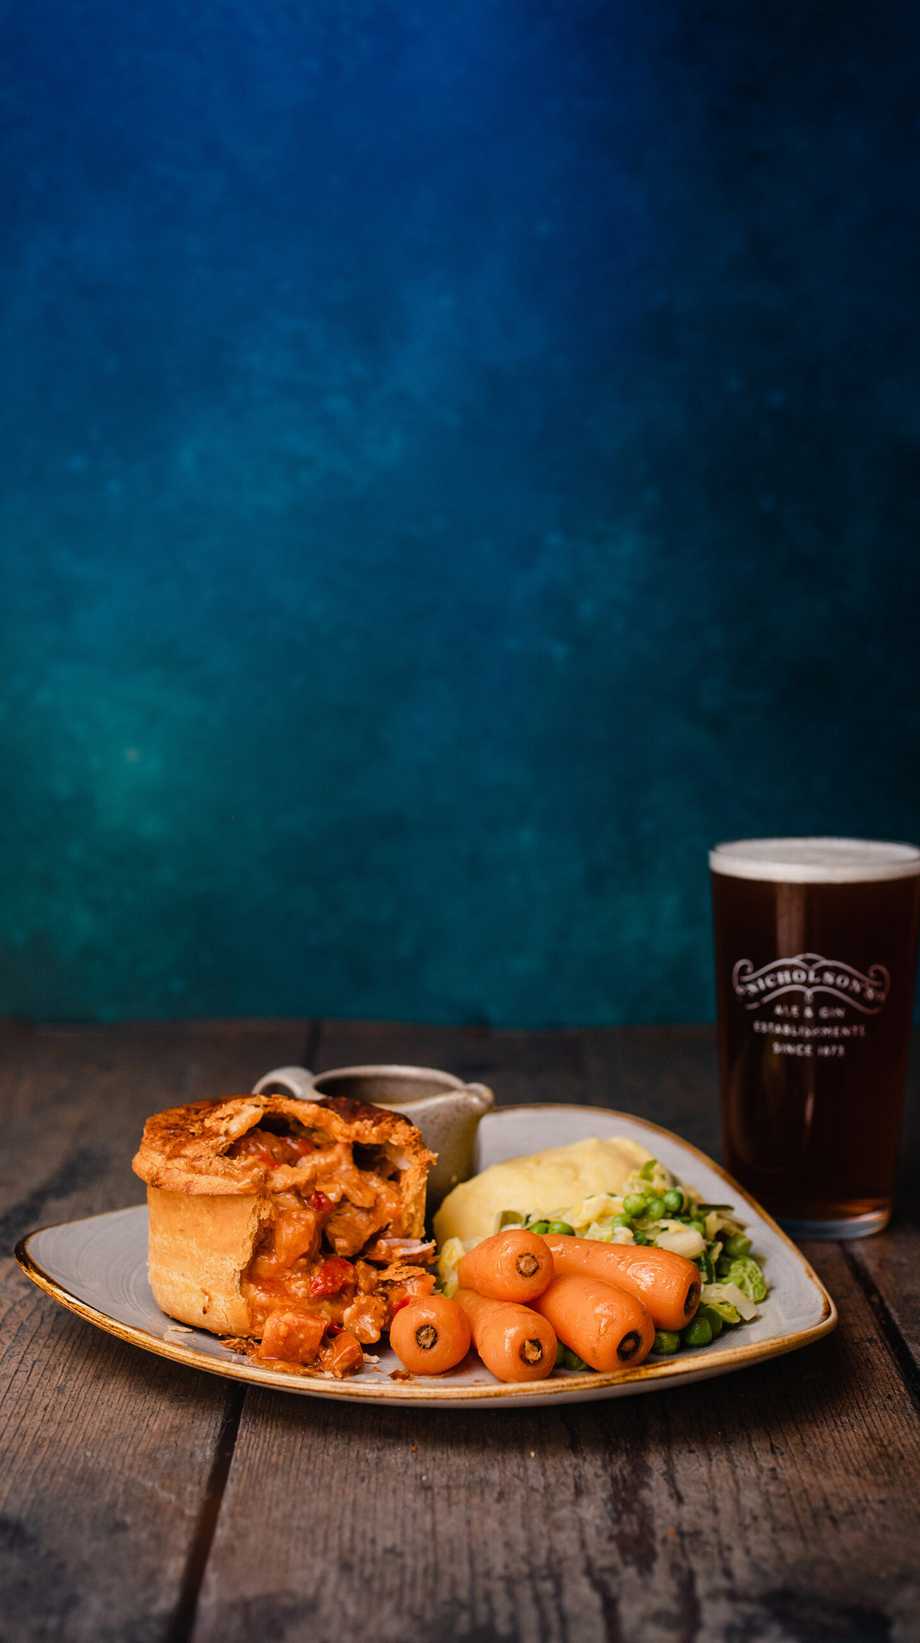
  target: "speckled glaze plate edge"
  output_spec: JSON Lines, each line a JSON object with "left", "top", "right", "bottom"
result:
{"left": 16, "top": 1105, "right": 837, "bottom": 1408}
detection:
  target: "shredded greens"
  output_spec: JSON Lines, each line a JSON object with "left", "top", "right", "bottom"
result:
{"left": 529, "top": 1152, "right": 770, "bottom": 1357}
{"left": 435, "top": 1152, "right": 769, "bottom": 1362}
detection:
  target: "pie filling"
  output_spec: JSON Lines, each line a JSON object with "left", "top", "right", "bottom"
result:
{"left": 230, "top": 1122, "right": 435, "bottom": 1376}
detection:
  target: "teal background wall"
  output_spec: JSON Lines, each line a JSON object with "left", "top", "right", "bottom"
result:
{"left": 2, "top": 2, "right": 919, "bottom": 1024}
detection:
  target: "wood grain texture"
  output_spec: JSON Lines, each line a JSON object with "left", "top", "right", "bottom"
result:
{"left": 4, "top": 1020, "right": 920, "bottom": 1643}
{"left": 1, "top": 1019, "right": 309, "bottom": 1643}
{"left": 194, "top": 1249, "right": 920, "bottom": 1643}
{"left": 193, "top": 1021, "right": 920, "bottom": 1643}
{"left": 846, "top": 1228, "right": 920, "bottom": 1383}
{"left": 845, "top": 1037, "right": 920, "bottom": 1376}
{"left": 315, "top": 1017, "right": 589, "bottom": 1107}
{"left": 582, "top": 1025, "right": 721, "bottom": 1151}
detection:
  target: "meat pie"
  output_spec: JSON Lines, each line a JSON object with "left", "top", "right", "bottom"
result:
{"left": 133, "top": 1093, "right": 436, "bottom": 1376}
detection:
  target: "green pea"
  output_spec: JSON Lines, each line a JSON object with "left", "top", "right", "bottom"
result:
{"left": 683, "top": 1317, "right": 713, "bottom": 1348}
{"left": 623, "top": 1193, "right": 648, "bottom": 1217}
{"left": 688, "top": 1218, "right": 706, "bottom": 1236}
{"left": 699, "top": 1305, "right": 724, "bottom": 1339}
{"left": 560, "top": 1347, "right": 590, "bottom": 1371}
{"left": 639, "top": 1160, "right": 657, "bottom": 1181}
{"left": 724, "top": 1233, "right": 752, "bottom": 1258}
{"left": 662, "top": 1188, "right": 684, "bottom": 1215}
{"left": 645, "top": 1196, "right": 666, "bottom": 1221}
{"left": 528, "top": 1220, "right": 550, "bottom": 1235}
{"left": 612, "top": 1214, "right": 632, "bottom": 1229}
{"left": 653, "top": 1330, "right": 681, "bottom": 1355}
{"left": 546, "top": 1221, "right": 575, "bottom": 1236}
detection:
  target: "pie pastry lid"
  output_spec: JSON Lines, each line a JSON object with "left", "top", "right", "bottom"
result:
{"left": 132, "top": 1093, "right": 434, "bottom": 1230}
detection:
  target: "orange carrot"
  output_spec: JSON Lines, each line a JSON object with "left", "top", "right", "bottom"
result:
{"left": 457, "top": 1228, "right": 554, "bottom": 1303}
{"left": 390, "top": 1295, "right": 472, "bottom": 1375}
{"left": 544, "top": 1235, "right": 700, "bottom": 1331}
{"left": 456, "top": 1288, "right": 557, "bottom": 1383}
{"left": 532, "top": 1274, "right": 654, "bottom": 1371}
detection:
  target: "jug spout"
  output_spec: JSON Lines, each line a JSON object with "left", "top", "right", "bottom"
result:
{"left": 406, "top": 1084, "right": 494, "bottom": 1204}
{"left": 409, "top": 1083, "right": 494, "bottom": 1122}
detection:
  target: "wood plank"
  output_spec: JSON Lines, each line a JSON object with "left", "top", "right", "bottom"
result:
{"left": 846, "top": 1226, "right": 920, "bottom": 1381}
{"left": 7, "top": 1019, "right": 915, "bottom": 1641}
{"left": 845, "top": 1037, "right": 920, "bottom": 1373}
{"left": 1, "top": 1018, "right": 309, "bottom": 1643}
{"left": 196, "top": 1024, "right": 920, "bottom": 1643}
{"left": 1, "top": 1018, "right": 314, "bottom": 1243}
{"left": 193, "top": 1257, "right": 919, "bottom": 1643}
{"left": 582, "top": 1024, "right": 721, "bottom": 1153}
{"left": 315, "top": 1017, "right": 589, "bottom": 1107}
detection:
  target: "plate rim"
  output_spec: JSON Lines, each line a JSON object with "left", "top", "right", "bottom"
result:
{"left": 15, "top": 1103, "right": 838, "bottom": 1404}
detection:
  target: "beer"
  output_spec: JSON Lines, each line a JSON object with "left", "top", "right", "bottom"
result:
{"left": 711, "top": 838, "right": 920, "bottom": 1237}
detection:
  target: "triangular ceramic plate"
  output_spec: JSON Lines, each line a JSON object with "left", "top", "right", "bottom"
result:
{"left": 17, "top": 1105, "right": 836, "bottom": 1407}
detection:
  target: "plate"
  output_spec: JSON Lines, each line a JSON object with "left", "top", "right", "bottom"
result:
{"left": 16, "top": 1105, "right": 836, "bottom": 1407}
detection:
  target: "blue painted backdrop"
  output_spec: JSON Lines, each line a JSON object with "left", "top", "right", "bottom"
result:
{"left": 2, "top": 2, "right": 919, "bottom": 1024}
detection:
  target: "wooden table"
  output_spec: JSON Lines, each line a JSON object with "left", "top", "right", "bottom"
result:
{"left": 3, "top": 1019, "right": 918, "bottom": 1643}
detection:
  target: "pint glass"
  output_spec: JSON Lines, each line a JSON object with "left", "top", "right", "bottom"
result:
{"left": 711, "top": 838, "right": 920, "bottom": 1237}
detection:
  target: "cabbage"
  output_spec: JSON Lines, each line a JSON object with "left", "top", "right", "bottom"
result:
{"left": 724, "top": 1257, "right": 768, "bottom": 1303}
{"left": 701, "top": 1296, "right": 742, "bottom": 1325}
{"left": 701, "top": 1281, "right": 758, "bottom": 1322}
{"left": 654, "top": 1221, "right": 706, "bottom": 1258}
{"left": 627, "top": 1159, "right": 674, "bottom": 1193}
{"left": 498, "top": 1209, "right": 524, "bottom": 1228}
{"left": 554, "top": 1193, "right": 621, "bottom": 1233}
{"left": 437, "top": 1236, "right": 466, "bottom": 1297}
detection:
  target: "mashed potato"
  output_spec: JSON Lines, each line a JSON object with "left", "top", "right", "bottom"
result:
{"left": 433, "top": 1136, "right": 652, "bottom": 1248}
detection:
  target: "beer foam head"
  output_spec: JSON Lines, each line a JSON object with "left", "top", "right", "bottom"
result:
{"left": 709, "top": 837, "right": 920, "bottom": 884}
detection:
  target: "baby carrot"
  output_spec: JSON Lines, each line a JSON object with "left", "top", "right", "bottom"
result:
{"left": 544, "top": 1235, "right": 701, "bottom": 1332}
{"left": 532, "top": 1274, "right": 655, "bottom": 1371}
{"left": 457, "top": 1227, "right": 554, "bottom": 1303}
{"left": 390, "top": 1295, "right": 472, "bottom": 1375}
{"left": 456, "top": 1288, "right": 557, "bottom": 1383}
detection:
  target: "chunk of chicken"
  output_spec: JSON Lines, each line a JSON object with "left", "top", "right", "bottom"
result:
{"left": 321, "top": 1329, "right": 364, "bottom": 1378}
{"left": 258, "top": 1309, "right": 326, "bottom": 1365}
{"left": 324, "top": 1201, "right": 388, "bottom": 1256}
{"left": 342, "top": 1293, "right": 389, "bottom": 1344}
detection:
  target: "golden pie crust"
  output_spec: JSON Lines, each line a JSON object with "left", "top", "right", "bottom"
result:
{"left": 133, "top": 1093, "right": 434, "bottom": 1340}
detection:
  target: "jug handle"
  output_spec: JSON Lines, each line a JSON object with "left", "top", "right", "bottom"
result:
{"left": 252, "top": 1064, "right": 315, "bottom": 1100}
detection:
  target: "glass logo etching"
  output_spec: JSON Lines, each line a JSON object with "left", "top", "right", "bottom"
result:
{"left": 733, "top": 953, "right": 890, "bottom": 1019}
{"left": 729, "top": 952, "right": 891, "bottom": 1062}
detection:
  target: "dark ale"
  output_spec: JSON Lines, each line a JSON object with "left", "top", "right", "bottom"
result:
{"left": 711, "top": 838, "right": 920, "bottom": 1237}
